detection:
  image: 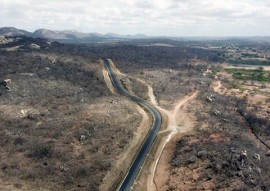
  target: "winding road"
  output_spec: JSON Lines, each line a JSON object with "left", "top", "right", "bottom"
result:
{"left": 103, "top": 59, "right": 163, "bottom": 191}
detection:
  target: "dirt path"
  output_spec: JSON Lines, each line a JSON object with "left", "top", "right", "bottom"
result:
{"left": 147, "top": 92, "right": 198, "bottom": 191}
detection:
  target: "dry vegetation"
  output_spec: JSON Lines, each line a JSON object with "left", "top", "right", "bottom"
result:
{"left": 0, "top": 37, "right": 143, "bottom": 191}
{"left": 147, "top": 42, "right": 270, "bottom": 190}
{"left": 1, "top": 36, "right": 270, "bottom": 191}
{"left": 94, "top": 39, "right": 270, "bottom": 191}
{"left": 158, "top": 74, "right": 270, "bottom": 190}
{"left": 94, "top": 42, "right": 222, "bottom": 109}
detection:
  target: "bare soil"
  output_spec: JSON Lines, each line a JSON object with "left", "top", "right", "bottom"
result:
{"left": 152, "top": 65, "right": 270, "bottom": 191}
{"left": 150, "top": 92, "right": 198, "bottom": 191}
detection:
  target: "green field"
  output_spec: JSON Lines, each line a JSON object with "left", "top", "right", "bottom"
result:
{"left": 225, "top": 67, "right": 270, "bottom": 82}
{"left": 228, "top": 59, "right": 270, "bottom": 66}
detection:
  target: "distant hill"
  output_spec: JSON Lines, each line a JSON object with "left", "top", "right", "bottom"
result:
{"left": 32, "top": 29, "right": 70, "bottom": 39}
{"left": 105, "top": 33, "right": 148, "bottom": 39}
{"left": 0, "top": 27, "right": 32, "bottom": 37}
{"left": 0, "top": 27, "right": 152, "bottom": 43}
{"left": 2, "top": 27, "right": 270, "bottom": 43}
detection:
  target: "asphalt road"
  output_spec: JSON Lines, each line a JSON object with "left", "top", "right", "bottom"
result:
{"left": 103, "top": 59, "right": 162, "bottom": 191}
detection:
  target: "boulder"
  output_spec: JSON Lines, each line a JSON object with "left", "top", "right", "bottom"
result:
{"left": 0, "top": 79, "right": 11, "bottom": 92}
{"left": 214, "top": 110, "right": 221, "bottom": 116}
{"left": 80, "top": 135, "right": 86, "bottom": 142}
{"left": 254, "top": 153, "right": 260, "bottom": 161}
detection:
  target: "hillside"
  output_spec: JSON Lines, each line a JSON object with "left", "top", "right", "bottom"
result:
{"left": 0, "top": 36, "right": 145, "bottom": 191}
{"left": 0, "top": 27, "right": 152, "bottom": 43}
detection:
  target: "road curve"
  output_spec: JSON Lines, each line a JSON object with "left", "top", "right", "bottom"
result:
{"left": 103, "top": 59, "right": 162, "bottom": 191}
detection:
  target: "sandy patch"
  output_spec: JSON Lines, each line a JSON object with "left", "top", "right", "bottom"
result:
{"left": 3, "top": 45, "right": 20, "bottom": 51}
{"left": 248, "top": 94, "right": 268, "bottom": 105}
{"left": 101, "top": 64, "right": 118, "bottom": 95}
{"left": 212, "top": 80, "right": 222, "bottom": 93}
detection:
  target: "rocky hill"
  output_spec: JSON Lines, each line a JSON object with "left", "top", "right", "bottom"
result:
{"left": 0, "top": 27, "right": 31, "bottom": 37}
{"left": 0, "top": 27, "right": 151, "bottom": 43}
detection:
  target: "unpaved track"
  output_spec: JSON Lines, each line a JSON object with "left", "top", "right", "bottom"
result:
{"left": 147, "top": 92, "right": 198, "bottom": 191}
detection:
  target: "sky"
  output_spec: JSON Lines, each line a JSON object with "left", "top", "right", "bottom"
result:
{"left": 1, "top": 0, "right": 270, "bottom": 36}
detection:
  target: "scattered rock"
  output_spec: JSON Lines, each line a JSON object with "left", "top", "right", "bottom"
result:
{"left": 20, "top": 110, "right": 28, "bottom": 117}
{"left": 241, "top": 150, "right": 247, "bottom": 157}
{"left": 30, "top": 43, "right": 40, "bottom": 49}
{"left": 206, "top": 94, "right": 215, "bottom": 103}
{"left": 214, "top": 110, "right": 221, "bottom": 116}
{"left": 0, "top": 79, "right": 11, "bottom": 92}
{"left": 254, "top": 153, "right": 260, "bottom": 161}
{"left": 266, "top": 151, "right": 270, "bottom": 157}
{"left": 80, "top": 135, "right": 86, "bottom": 142}
{"left": 110, "top": 100, "right": 117, "bottom": 104}
{"left": 59, "top": 164, "right": 69, "bottom": 172}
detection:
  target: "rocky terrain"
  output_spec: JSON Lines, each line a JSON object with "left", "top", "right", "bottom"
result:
{"left": 153, "top": 65, "right": 270, "bottom": 190}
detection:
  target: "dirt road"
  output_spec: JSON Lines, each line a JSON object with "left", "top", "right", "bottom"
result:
{"left": 147, "top": 92, "right": 198, "bottom": 191}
